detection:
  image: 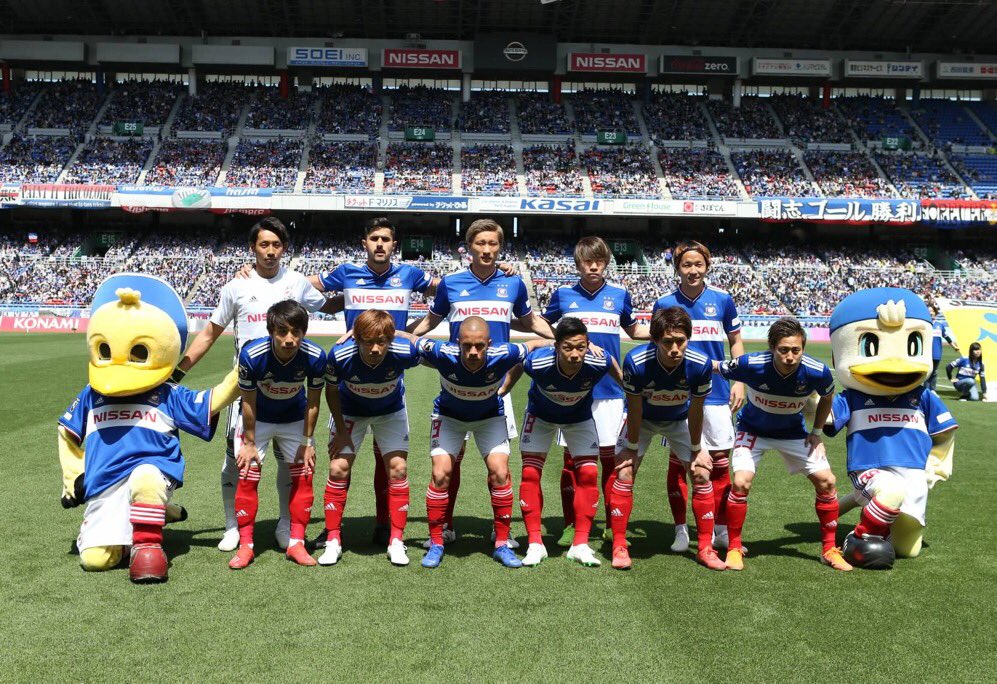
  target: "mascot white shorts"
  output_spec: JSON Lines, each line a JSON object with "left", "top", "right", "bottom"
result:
{"left": 732, "top": 431, "right": 831, "bottom": 476}
{"left": 849, "top": 466, "right": 928, "bottom": 526}
{"left": 77, "top": 470, "right": 176, "bottom": 552}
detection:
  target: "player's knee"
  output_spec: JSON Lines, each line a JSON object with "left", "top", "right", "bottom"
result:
{"left": 488, "top": 468, "right": 510, "bottom": 488}
{"left": 732, "top": 472, "right": 753, "bottom": 493}
{"left": 691, "top": 468, "right": 710, "bottom": 486}
{"left": 891, "top": 514, "right": 923, "bottom": 558}
{"left": 80, "top": 545, "right": 123, "bottom": 571}
{"left": 574, "top": 462, "right": 598, "bottom": 488}
{"left": 386, "top": 455, "right": 407, "bottom": 480}
{"left": 521, "top": 466, "right": 542, "bottom": 485}
{"left": 871, "top": 476, "right": 906, "bottom": 510}
{"left": 129, "top": 464, "right": 167, "bottom": 505}
{"left": 810, "top": 470, "right": 836, "bottom": 494}
{"left": 328, "top": 460, "right": 351, "bottom": 479}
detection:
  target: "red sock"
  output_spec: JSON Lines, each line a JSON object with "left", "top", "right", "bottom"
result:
{"left": 607, "top": 471, "right": 633, "bottom": 550}
{"left": 490, "top": 483, "right": 514, "bottom": 547}
{"left": 130, "top": 502, "right": 166, "bottom": 546}
{"left": 815, "top": 490, "right": 840, "bottom": 552}
{"left": 445, "top": 446, "right": 465, "bottom": 528}
{"left": 387, "top": 478, "right": 410, "bottom": 543}
{"left": 425, "top": 485, "right": 449, "bottom": 545}
{"left": 726, "top": 489, "right": 749, "bottom": 550}
{"left": 560, "top": 448, "right": 575, "bottom": 527}
{"left": 691, "top": 482, "right": 716, "bottom": 551}
{"left": 572, "top": 458, "right": 600, "bottom": 546}
{"left": 520, "top": 456, "right": 545, "bottom": 545}
{"left": 599, "top": 446, "right": 616, "bottom": 523}
{"left": 854, "top": 497, "right": 900, "bottom": 538}
{"left": 667, "top": 456, "right": 689, "bottom": 526}
{"left": 322, "top": 477, "right": 349, "bottom": 542}
{"left": 288, "top": 463, "right": 314, "bottom": 543}
{"left": 711, "top": 455, "right": 731, "bottom": 525}
{"left": 234, "top": 466, "right": 261, "bottom": 546}
{"left": 373, "top": 442, "right": 388, "bottom": 526}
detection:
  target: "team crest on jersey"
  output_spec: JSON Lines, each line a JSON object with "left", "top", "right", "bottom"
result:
{"left": 678, "top": 378, "right": 688, "bottom": 388}
{"left": 795, "top": 381, "right": 809, "bottom": 394}
{"left": 704, "top": 303, "right": 718, "bottom": 317}
{"left": 909, "top": 396, "right": 921, "bottom": 408}
{"left": 496, "top": 285, "right": 508, "bottom": 298}
{"left": 581, "top": 381, "right": 592, "bottom": 389}
{"left": 147, "top": 391, "right": 160, "bottom": 404}
{"left": 389, "top": 276, "right": 402, "bottom": 287}
{"left": 239, "top": 365, "right": 249, "bottom": 379}
{"left": 486, "top": 371, "right": 497, "bottom": 382}
{"left": 386, "top": 370, "right": 397, "bottom": 379}
{"left": 603, "top": 297, "right": 615, "bottom": 311}
{"left": 294, "top": 370, "right": 305, "bottom": 380}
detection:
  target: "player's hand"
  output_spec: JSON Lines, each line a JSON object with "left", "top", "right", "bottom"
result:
{"left": 61, "top": 473, "right": 85, "bottom": 508}
{"left": 805, "top": 432, "right": 824, "bottom": 457}
{"left": 615, "top": 448, "right": 636, "bottom": 472}
{"left": 498, "top": 262, "right": 518, "bottom": 276}
{"left": 729, "top": 382, "right": 745, "bottom": 411}
{"left": 338, "top": 329, "right": 355, "bottom": 344}
{"left": 691, "top": 449, "right": 713, "bottom": 474}
{"left": 588, "top": 342, "right": 605, "bottom": 358}
{"left": 236, "top": 441, "right": 261, "bottom": 476}
{"left": 329, "top": 431, "right": 352, "bottom": 458}
{"left": 234, "top": 263, "right": 254, "bottom": 279}
{"left": 296, "top": 444, "right": 316, "bottom": 471}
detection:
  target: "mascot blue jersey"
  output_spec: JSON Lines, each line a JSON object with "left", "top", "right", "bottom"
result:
{"left": 429, "top": 269, "right": 532, "bottom": 344}
{"left": 325, "top": 338, "right": 420, "bottom": 417}
{"left": 523, "top": 347, "right": 609, "bottom": 424}
{"left": 238, "top": 337, "right": 327, "bottom": 424}
{"left": 653, "top": 286, "right": 740, "bottom": 407}
{"left": 622, "top": 344, "right": 712, "bottom": 422}
{"left": 418, "top": 339, "right": 527, "bottom": 421}
{"left": 59, "top": 384, "right": 217, "bottom": 499}
{"left": 542, "top": 281, "right": 635, "bottom": 401}
{"left": 319, "top": 263, "right": 432, "bottom": 331}
{"left": 825, "top": 387, "right": 958, "bottom": 471}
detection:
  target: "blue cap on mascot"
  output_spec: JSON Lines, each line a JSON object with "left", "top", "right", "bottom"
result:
{"left": 829, "top": 287, "right": 932, "bottom": 334}
{"left": 91, "top": 273, "right": 188, "bottom": 349}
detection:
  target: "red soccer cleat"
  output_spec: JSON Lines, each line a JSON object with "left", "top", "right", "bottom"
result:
{"left": 611, "top": 546, "right": 632, "bottom": 570}
{"left": 697, "top": 547, "right": 727, "bottom": 571}
{"left": 129, "top": 543, "right": 168, "bottom": 583}
{"left": 286, "top": 542, "right": 317, "bottom": 567}
{"left": 229, "top": 545, "right": 255, "bottom": 570}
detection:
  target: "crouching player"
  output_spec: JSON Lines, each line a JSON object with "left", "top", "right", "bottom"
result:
{"left": 322, "top": 310, "right": 420, "bottom": 567}
{"left": 231, "top": 301, "right": 326, "bottom": 569}
{"left": 417, "top": 316, "right": 552, "bottom": 568}
{"left": 716, "top": 317, "right": 851, "bottom": 571}
{"left": 613, "top": 307, "right": 724, "bottom": 571}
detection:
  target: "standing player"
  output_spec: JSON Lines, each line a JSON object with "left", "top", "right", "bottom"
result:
{"left": 322, "top": 310, "right": 421, "bottom": 566}
{"left": 613, "top": 307, "right": 725, "bottom": 571}
{"left": 230, "top": 301, "right": 326, "bottom": 569}
{"left": 540, "top": 236, "right": 648, "bottom": 547}
{"left": 177, "top": 217, "right": 337, "bottom": 553}
{"left": 929, "top": 304, "right": 958, "bottom": 391}
{"left": 410, "top": 218, "right": 555, "bottom": 544}
{"left": 653, "top": 241, "right": 744, "bottom": 553}
{"left": 715, "top": 317, "right": 851, "bottom": 572}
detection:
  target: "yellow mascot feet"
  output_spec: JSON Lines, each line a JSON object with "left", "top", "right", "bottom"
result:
{"left": 80, "top": 545, "right": 124, "bottom": 572}
{"left": 891, "top": 514, "right": 924, "bottom": 558}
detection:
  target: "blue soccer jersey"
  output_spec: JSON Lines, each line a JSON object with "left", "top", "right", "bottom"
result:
{"left": 825, "top": 387, "right": 957, "bottom": 472}
{"left": 319, "top": 262, "right": 432, "bottom": 331}
{"left": 238, "top": 337, "right": 327, "bottom": 424}
{"left": 653, "top": 285, "right": 740, "bottom": 406}
{"left": 523, "top": 347, "right": 610, "bottom": 424}
{"left": 325, "top": 337, "right": 420, "bottom": 417}
{"left": 718, "top": 352, "right": 835, "bottom": 439}
{"left": 931, "top": 320, "right": 954, "bottom": 362}
{"left": 59, "top": 383, "right": 217, "bottom": 499}
{"left": 429, "top": 268, "right": 532, "bottom": 344}
{"left": 622, "top": 344, "right": 713, "bottom": 422}
{"left": 419, "top": 339, "right": 528, "bottom": 421}
{"left": 948, "top": 356, "right": 985, "bottom": 382}
{"left": 542, "top": 281, "right": 636, "bottom": 401}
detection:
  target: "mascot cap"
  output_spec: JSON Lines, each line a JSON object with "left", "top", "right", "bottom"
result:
{"left": 829, "top": 287, "right": 932, "bottom": 334}
{"left": 91, "top": 273, "right": 189, "bottom": 348}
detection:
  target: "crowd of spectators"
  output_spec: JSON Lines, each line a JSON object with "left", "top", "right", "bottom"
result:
{"left": 731, "top": 149, "right": 815, "bottom": 197}
{"left": 457, "top": 92, "right": 511, "bottom": 134}
{"left": 245, "top": 88, "right": 314, "bottom": 130}
{"left": 144, "top": 138, "right": 225, "bottom": 186}
{"left": 294, "top": 237, "right": 366, "bottom": 262}
{"left": 0, "top": 135, "right": 76, "bottom": 183}
{"left": 461, "top": 145, "right": 517, "bottom": 195}
{"left": 303, "top": 142, "right": 377, "bottom": 193}
{"left": 570, "top": 90, "right": 641, "bottom": 136}
{"left": 643, "top": 93, "right": 709, "bottom": 143}
{"left": 315, "top": 84, "right": 382, "bottom": 136}
{"left": 383, "top": 142, "right": 452, "bottom": 195}
{"left": 907, "top": 99, "right": 990, "bottom": 148}
{"left": 659, "top": 148, "right": 740, "bottom": 199}
{"left": 523, "top": 144, "right": 584, "bottom": 196}
{"left": 225, "top": 138, "right": 303, "bottom": 191}
{"left": 949, "top": 154, "right": 997, "bottom": 200}
{"left": 804, "top": 151, "right": 891, "bottom": 198}
{"left": 581, "top": 145, "right": 659, "bottom": 198}
{"left": 873, "top": 151, "right": 967, "bottom": 199}
{"left": 27, "top": 80, "right": 104, "bottom": 135}
{"left": 835, "top": 96, "right": 914, "bottom": 141}
{"left": 387, "top": 86, "right": 454, "bottom": 132}
{"left": 516, "top": 93, "right": 572, "bottom": 135}
{"left": 707, "top": 97, "right": 782, "bottom": 140}
{"left": 101, "top": 81, "right": 183, "bottom": 128}
{"left": 770, "top": 94, "right": 852, "bottom": 144}
{"left": 172, "top": 83, "right": 246, "bottom": 133}
{"left": 62, "top": 138, "right": 153, "bottom": 185}
{"left": 0, "top": 83, "right": 41, "bottom": 127}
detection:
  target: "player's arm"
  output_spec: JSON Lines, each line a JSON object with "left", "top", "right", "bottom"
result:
{"left": 687, "top": 394, "right": 711, "bottom": 475}
{"left": 522, "top": 338, "right": 554, "bottom": 352}
{"left": 806, "top": 392, "right": 835, "bottom": 452}
{"left": 236, "top": 388, "right": 261, "bottom": 475}
{"left": 298, "top": 387, "right": 321, "bottom": 471}
{"left": 727, "top": 329, "right": 746, "bottom": 411}
{"left": 498, "top": 363, "right": 525, "bottom": 397}
{"left": 318, "top": 294, "right": 345, "bottom": 315}
{"left": 517, "top": 311, "right": 555, "bottom": 339}
{"left": 980, "top": 363, "right": 987, "bottom": 397}
{"left": 607, "top": 356, "right": 624, "bottom": 386}
{"left": 408, "top": 311, "right": 442, "bottom": 335}
{"left": 324, "top": 383, "right": 353, "bottom": 457}
{"left": 623, "top": 322, "right": 651, "bottom": 340}
{"left": 177, "top": 321, "right": 226, "bottom": 374}
{"left": 423, "top": 277, "right": 441, "bottom": 298}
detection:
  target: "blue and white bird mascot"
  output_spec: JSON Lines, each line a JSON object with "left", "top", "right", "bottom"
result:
{"left": 824, "top": 288, "right": 957, "bottom": 569}
{"left": 57, "top": 273, "right": 238, "bottom": 583}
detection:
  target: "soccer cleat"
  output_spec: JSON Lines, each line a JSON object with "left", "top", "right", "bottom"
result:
{"left": 556, "top": 524, "right": 575, "bottom": 548}
{"left": 286, "top": 542, "right": 317, "bottom": 567}
{"left": 318, "top": 539, "right": 343, "bottom": 566}
{"left": 522, "top": 543, "right": 549, "bottom": 567}
{"left": 711, "top": 525, "right": 748, "bottom": 554}
{"left": 725, "top": 547, "right": 745, "bottom": 571}
{"left": 217, "top": 527, "right": 240, "bottom": 552}
{"left": 490, "top": 529, "right": 520, "bottom": 549}
{"left": 274, "top": 517, "right": 290, "bottom": 551}
{"left": 567, "top": 544, "right": 602, "bottom": 567}
{"left": 422, "top": 544, "right": 445, "bottom": 569}
{"left": 611, "top": 546, "right": 632, "bottom": 571}
{"left": 697, "top": 547, "right": 726, "bottom": 571}
{"left": 387, "top": 539, "right": 410, "bottom": 566}
{"left": 492, "top": 545, "right": 523, "bottom": 568}
{"left": 422, "top": 526, "right": 457, "bottom": 549}
{"left": 228, "top": 545, "right": 255, "bottom": 570}
{"left": 821, "top": 546, "right": 854, "bottom": 572}
{"left": 372, "top": 523, "right": 390, "bottom": 547}
{"left": 129, "top": 543, "right": 168, "bottom": 583}
{"left": 670, "top": 524, "right": 690, "bottom": 553}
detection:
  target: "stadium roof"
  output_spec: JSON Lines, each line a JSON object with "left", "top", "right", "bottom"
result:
{"left": 3, "top": 0, "right": 997, "bottom": 54}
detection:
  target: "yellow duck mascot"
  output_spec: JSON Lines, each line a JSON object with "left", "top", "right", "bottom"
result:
{"left": 57, "top": 273, "right": 238, "bottom": 583}
{"left": 824, "top": 287, "right": 957, "bottom": 569}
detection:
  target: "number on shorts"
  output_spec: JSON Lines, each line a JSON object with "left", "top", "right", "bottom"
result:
{"left": 523, "top": 413, "right": 536, "bottom": 434}
{"left": 430, "top": 417, "right": 442, "bottom": 439}
{"left": 734, "top": 431, "right": 756, "bottom": 449}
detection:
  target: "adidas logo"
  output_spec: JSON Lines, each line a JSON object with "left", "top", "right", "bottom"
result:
{"left": 499, "top": 514, "right": 511, "bottom": 519}
{"left": 824, "top": 520, "right": 838, "bottom": 529}
{"left": 865, "top": 398, "right": 875, "bottom": 406}
{"left": 248, "top": 296, "right": 257, "bottom": 303}
{"left": 569, "top": 302, "right": 579, "bottom": 309}
{"left": 235, "top": 509, "right": 248, "bottom": 517}
{"left": 519, "top": 499, "right": 528, "bottom": 507}
{"left": 759, "top": 383, "right": 770, "bottom": 390}
{"left": 590, "top": 442, "right": 598, "bottom": 448}
{"left": 356, "top": 278, "right": 366, "bottom": 285}
{"left": 448, "top": 373, "right": 459, "bottom": 380}
{"left": 459, "top": 289, "right": 470, "bottom": 296}
{"left": 398, "top": 505, "right": 410, "bottom": 512}
{"left": 701, "top": 511, "right": 715, "bottom": 520}
{"left": 610, "top": 507, "right": 623, "bottom": 517}
{"left": 325, "top": 503, "right": 337, "bottom": 511}
{"left": 350, "top": 375, "right": 361, "bottom": 381}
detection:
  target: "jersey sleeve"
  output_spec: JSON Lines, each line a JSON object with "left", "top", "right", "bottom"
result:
{"left": 297, "top": 274, "right": 328, "bottom": 313}
{"left": 621, "top": 355, "right": 643, "bottom": 395}
{"left": 723, "top": 292, "right": 741, "bottom": 334}
{"left": 166, "top": 385, "right": 217, "bottom": 441}
{"left": 825, "top": 391, "right": 851, "bottom": 437}
{"left": 429, "top": 278, "right": 450, "bottom": 317}
{"left": 923, "top": 388, "right": 958, "bottom": 435}
{"left": 308, "top": 350, "right": 327, "bottom": 390}
{"left": 620, "top": 290, "right": 637, "bottom": 328}
{"left": 817, "top": 364, "right": 836, "bottom": 397}
{"left": 396, "top": 338, "right": 422, "bottom": 369}
{"left": 318, "top": 265, "right": 345, "bottom": 293}
{"left": 541, "top": 289, "right": 563, "bottom": 324}
{"left": 408, "top": 265, "right": 433, "bottom": 294}
{"left": 417, "top": 338, "right": 442, "bottom": 367}
{"left": 507, "top": 342, "right": 528, "bottom": 363}
{"left": 513, "top": 277, "right": 533, "bottom": 318}
{"left": 237, "top": 348, "right": 258, "bottom": 392}
{"left": 651, "top": 296, "right": 664, "bottom": 314}
{"left": 208, "top": 282, "right": 236, "bottom": 328}
{"left": 690, "top": 361, "right": 713, "bottom": 397}
{"left": 58, "top": 387, "right": 91, "bottom": 442}
{"left": 523, "top": 350, "right": 538, "bottom": 378}
{"left": 717, "top": 355, "right": 749, "bottom": 382}
{"left": 325, "top": 347, "right": 343, "bottom": 384}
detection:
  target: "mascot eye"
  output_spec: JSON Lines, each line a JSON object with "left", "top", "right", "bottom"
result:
{"left": 129, "top": 344, "right": 149, "bottom": 363}
{"left": 907, "top": 332, "right": 923, "bottom": 357}
{"left": 98, "top": 342, "right": 111, "bottom": 360}
{"left": 859, "top": 332, "right": 879, "bottom": 358}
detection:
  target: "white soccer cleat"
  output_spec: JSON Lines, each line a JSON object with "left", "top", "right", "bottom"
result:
{"left": 522, "top": 543, "right": 548, "bottom": 567}
{"left": 217, "top": 527, "right": 240, "bottom": 552}
{"left": 387, "top": 539, "right": 410, "bottom": 566}
{"left": 318, "top": 539, "right": 343, "bottom": 566}
{"left": 566, "top": 544, "right": 602, "bottom": 567}
{"left": 491, "top": 529, "right": 521, "bottom": 549}
{"left": 422, "top": 526, "right": 457, "bottom": 549}
{"left": 671, "top": 524, "right": 690, "bottom": 553}
{"left": 274, "top": 517, "right": 290, "bottom": 551}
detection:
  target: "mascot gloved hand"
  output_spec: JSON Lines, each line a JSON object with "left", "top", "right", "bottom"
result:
{"left": 823, "top": 288, "right": 958, "bottom": 569}
{"left": 57, "top": 273, "right": 238, "bottom": 583}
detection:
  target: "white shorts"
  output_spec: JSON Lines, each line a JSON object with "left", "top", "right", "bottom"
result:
{"left": 77, "top": 469, "right": 176, "bottom": 552}
{"left": 659, "top": 403, "right": 734, "bottom": 451}
{"left": 520, "top": 413, "right": 599, "bottom": 458}
{"left": 558, "top": 398, "right": 624, "bottom": 449}
{"left": 731, "top": 430, "right": 831, "bottom": 476}
{"left": 503, "top": 393, "right": 518, "bottom": 440}
{"left": 328, "top": 408, "right": 410, "bottom": 456}
{"left": 233, "top": 419, "right": 306, "bottom": 466}
{"left": 850, "top": 467, "right": 928, "bottom": 526}
{"left": 432, "top": 415, "right": 510, "bottom": 459}
{"left": 622, "top": 419, "right": 694, "bottom": 461}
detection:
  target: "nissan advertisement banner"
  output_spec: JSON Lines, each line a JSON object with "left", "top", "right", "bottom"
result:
{"left": 568, "top": 52, "right": 647, "bottom": 74}
{"left": 475, "top": 34, "right": 556, "bottom": 71}
{"left": 844, "top": 60, "right": 923, "bottom": 79}
{"left": 287, "top": 46, "right": 368, "bottom": 67}
{"left": 382, "top": 48, "right": 461, "bottom": 70}
{"left": 752, "top": 58, "right": 832, "bottom": 77}
{"left": 659, "top": 55, "right": 738, "bottom": 76}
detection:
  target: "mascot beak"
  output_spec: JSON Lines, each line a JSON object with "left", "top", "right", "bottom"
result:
{"left": 848, "top": 359, "right": 930, "bottom": 394}
{"left": 89, "top": 363, "right": 173, "bottom": 397}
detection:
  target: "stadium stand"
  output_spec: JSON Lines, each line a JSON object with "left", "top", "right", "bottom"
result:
{"left": 581, "top": 145, "right": 660, "bottom": 198}
{"left": 907, "top": 99, "right": 990, "bottom": 148}
{"left": 643, "top": 92, "right": 709, "bottom": 143}
{"left": 516, "top": 93, "right": 572, "bottom": 136}
{"left": 835, "top": 96, "right": 915, "bottom": 142}
{"left": 303, "top": 142, "right": 378, "bottom": 194}
{"left": 707, "top": 97, "right": 782, "bottom": 140}
{"left": 171, "top": 82, "right": 246, "bottom": 134}
{"left": 144, "top": 138, "right": 226, "bottom": 186}
{"left": 949, "top": 155, "right": 997, "bottom": 199}
{"left": 26, "top": 80, "right": 103, "bottom": 134}
{"left": 225, "top": 138, "right": 303, "bottom": 191}
{"left": 457, "top": 91, "right": 511, "bottom": 134}
{"left": 383, "top": 142, "right": 453, "bottom": 195}
{"left": 659, "top": 148, "right": 740, "bottom": 199}
{"left": 388, "top": 85, "right": 454, "bottom": 132}
{"left": 770, "top": 94, "right": 853, "bottom": 144}
{"left": 314, "top": 84, "right": 382, "bottom": 136}
{"left": 522, "top": 144, "right": 584, "bottom": 196}
{"left": 101, "top": 81, "right": 182, "bottom": 128}
{"left": 804, "top": 151, "right": 891, "bottom": 198}
{"left": 461, "top": 144, "right": 517, "bottom": 195}
{"left": 62, "top": 138, "right": 154, "bottom": 185}
{"left": 730, "top": 149, "right": 814, "bottom": 197}
{"left": 873, "top": 151, "right": 968, "bottom": 199}
{"left": 0, "top": 135, "right": 77, "bottom": 183}
{"left": 570, "top": 90, "right": 642, "bottom": 137}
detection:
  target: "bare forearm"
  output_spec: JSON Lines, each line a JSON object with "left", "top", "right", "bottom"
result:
{"left": 304, "top": 390, "right": 321, "bottom": 438}
{"left": 625, "top": 394, "right": 643, "bottom": 444}
{"left": 688, "top": 397, "right": 705, "bottom": 445}
{"left": 813, "top": 395, "right": 834, "bottom": 432}
{"left": 179, "top": 323, "right": 225, "bottom": 371}
{"left": 240, "top": 391, "right": 257, "bottom": 442}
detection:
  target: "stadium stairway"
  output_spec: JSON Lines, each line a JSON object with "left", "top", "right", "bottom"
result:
{"left": 85, "top": 91, "right": 115, "bottom": 139}
{"left": 563, "top": 99, "right": 596, "bottom": 198}
{"left": 8, "top": 88, "right": 44, "bottom": 139}
{"left": 508, "top": 98, "right": 529, "bottom": 196}
{"left": 964, "top": 106, "right": 997, "bottom": 143}
{"left": 55, "top": 141, "right": 88, "bottom": 184}
{"left": 138, "top": 94, "right": 185, "bottom": 185}
{"left": 635, "top": 100, "right": 673, "bottom": 200}
{"left": 375, "top": 93, "right": 391, "bottom": 194}
{"left": 215, "top": 104, "right": 250, "bottom": 186}
{"left": 699, "top": 100, "right": 751, "bottom": 200}
{"left": 900, "top": 106, "right": 933, "bottom": 149}
{"left": 294, "top": 101, "right": 321, "bottom": 193}
{"left": 791, "top": 147, "right": 824, "bottom": 197}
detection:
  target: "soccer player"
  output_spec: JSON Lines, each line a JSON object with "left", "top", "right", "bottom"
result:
{"left": 613, "top": 307, "right": 725, "bottom": 571}
{"left": 230, "top": 301, "right": 326, "bottom": 569}
{"left": 322, "top": 309, "right": 421, "bottom": 567}
{"left": 928, "top": 304, "right": 958, "bottom": 391}
{"left": 540, "top": 236, "right": 648, "bottom": 547}
{"left": 947, "top": 342, "right": 986, "bottom": 401}
{"left": 416, "top": 316, "right": 553, "bottom": 568}
{"left": 410, "top": 218, "right": 555, "bottom": 544}
{"left": 714, "top": 317, "right": 851, "bottom": 572}
{"left": 653, "top": 240, "right": 744, "bottom": 553}
{"left": 515, "top": 318, "right": 622, "bottom": 568}
{"left": 177, "top": 217, "right": 338, "bottom": 553}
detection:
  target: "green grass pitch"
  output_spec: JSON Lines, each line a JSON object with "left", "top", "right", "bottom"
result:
{"left": 2, "top": 334, "right": 994, "bottom": 682}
